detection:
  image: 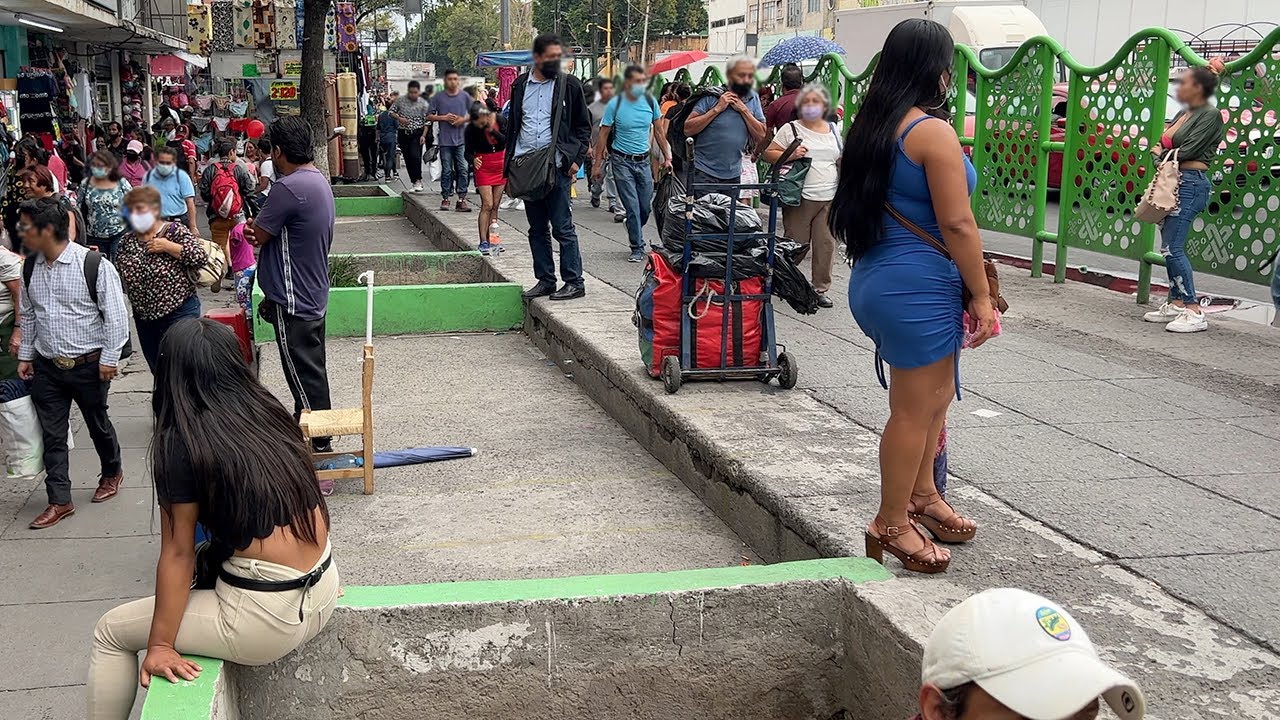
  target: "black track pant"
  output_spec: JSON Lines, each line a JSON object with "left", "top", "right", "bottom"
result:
{"left": 397, "top": 128, "right": 424, "bottom": 183}
{"left": 264, "top": 301, "right": 332, "bottom": 450}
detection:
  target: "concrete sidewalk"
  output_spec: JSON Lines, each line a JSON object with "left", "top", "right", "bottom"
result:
{"left": 408, "top": 188, "right": 1280, "bottom": 718}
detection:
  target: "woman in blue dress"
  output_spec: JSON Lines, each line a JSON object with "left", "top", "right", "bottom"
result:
{"left": 829, "top": 18, "right": 995, "bottom": 574}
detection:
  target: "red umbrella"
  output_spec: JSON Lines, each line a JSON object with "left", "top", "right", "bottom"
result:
{"left": 649, "top": 50, "right": 709, "bottom": 75}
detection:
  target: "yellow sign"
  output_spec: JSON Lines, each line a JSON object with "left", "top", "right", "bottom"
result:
{"left": 269, "top": 81, "right": 298, "bottom": 102}
{"left": 283, "top": 61, "right": 303, "bottom": 77}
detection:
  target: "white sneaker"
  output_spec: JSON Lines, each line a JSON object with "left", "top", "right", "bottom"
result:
{"left": 1143, "top": 302, "right": 1183, "bottom": 323}
{"left": 1165, "top": 309, "right": 1208, "bottom": 333}
{"left": 412, "top": 182, "right": 424, "bottom": 192}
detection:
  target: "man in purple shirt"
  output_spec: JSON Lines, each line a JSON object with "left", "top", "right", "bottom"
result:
{"left": 427, "top": 69, "right": 474, "bottom": 212}
{"left": 248, "top": 116, "right": 336, "bottom": 452}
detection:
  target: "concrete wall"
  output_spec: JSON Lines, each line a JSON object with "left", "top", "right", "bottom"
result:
{"left": 227, "top": 559, "right": 893, "bottom": 720}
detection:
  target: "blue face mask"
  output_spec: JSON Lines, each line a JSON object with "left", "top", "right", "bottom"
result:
{"left": 91, "top": 166, "right": 108, "bottom": 179}
{"left": 155, "top": 163, "right": 176, "bottom": 177}
{"left": 627, "top": 85, "right": 643, "bottom": 100}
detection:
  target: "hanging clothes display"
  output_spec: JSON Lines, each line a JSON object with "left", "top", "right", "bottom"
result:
{"left": 233, "top": 0, "right": 255, "bottom": 49}
{"left": 187, "top": 3, "right": 212, "bottom": 55}
{"left": 295, "top": 0, "right": 305, "bottom": 49}
{"left": 252, "top": 0, "right": 275, "bottom": 49}
{"left": 335, "top": 2, "right": 358, "bottom": 53}
{"left": 72, "top": 71, "right": 95, "bottom": 121}
{"left": 324, "top": 5, "right": 337, "bottom": 51}
{"left": 211, "top": 1, "right": 235, "bottom": 53}
{"left": 16, "top": 69, "right": 58, "bottom": 136}
{"left": 275, "top": 0, "right": 298, "bottom": 50}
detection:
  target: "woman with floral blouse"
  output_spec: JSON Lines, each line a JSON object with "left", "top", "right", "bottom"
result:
{"left": 114, "top": 186, "right": 208, "bottom": 371}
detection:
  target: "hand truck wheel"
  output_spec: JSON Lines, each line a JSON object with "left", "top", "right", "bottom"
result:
{"left": 661, "top": 356, "right": 683, "bottom": 394}
{"left": 777, "top": 351, "right": 798, "bottom": 390}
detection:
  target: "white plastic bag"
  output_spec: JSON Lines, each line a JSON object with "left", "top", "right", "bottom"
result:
{"left": 0, "top": 395, "right": 73, "bottom": 478}
{"left": 428, "top": 155, "right": 442, "bottom": 182}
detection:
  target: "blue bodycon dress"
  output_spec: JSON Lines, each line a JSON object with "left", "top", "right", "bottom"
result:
{"left": 848, "top": 115, "right": 977, "bottom": 394}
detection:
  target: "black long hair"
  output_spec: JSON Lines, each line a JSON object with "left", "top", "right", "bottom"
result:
{"left": 152, "top": 319, "right": 328, "bottom": 544}
{"left": 830, "top": 18, "right": 956, "bottom": 264}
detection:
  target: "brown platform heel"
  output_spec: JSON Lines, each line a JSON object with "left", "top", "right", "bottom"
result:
{"left": 908, "top": 492, "right": 977, "bottom": 544}
{"left": 864, "top": 520, "right": 950, "bottom": 574}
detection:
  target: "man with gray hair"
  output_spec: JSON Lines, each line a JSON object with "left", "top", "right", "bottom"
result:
{"left": 682, "top": 55, "right": 766, "bottom": 192}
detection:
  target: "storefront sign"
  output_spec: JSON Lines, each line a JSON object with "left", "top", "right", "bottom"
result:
{"left": 269, "top": 81, "right": 298, "bottom": 101}
{"left": 283, "top": 61, "right": 303, "bottom": 76}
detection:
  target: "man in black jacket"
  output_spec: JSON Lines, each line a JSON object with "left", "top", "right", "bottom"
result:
{"left": 504, "top": 33, "right": 592, "bottom": 301}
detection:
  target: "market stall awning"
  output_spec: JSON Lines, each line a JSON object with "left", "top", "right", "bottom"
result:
{"left": 476, "top": 50, "right": 533, "bottom": 67}
{"left": 149, "top": 52, "right": 205, "bottom": 76}
{"left": 0, "top": 0, "right": 186, "bottom": 55}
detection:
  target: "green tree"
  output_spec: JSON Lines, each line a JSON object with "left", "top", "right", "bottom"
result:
{"left": 530, "top": 0, "right": 706, "bottom": 72}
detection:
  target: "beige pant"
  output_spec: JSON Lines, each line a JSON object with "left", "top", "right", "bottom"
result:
{"left": 87, "top": 545, "right": 339, "bottom": 720}
{"left": 783, "top": 198, "right": 837, "bottom": 293}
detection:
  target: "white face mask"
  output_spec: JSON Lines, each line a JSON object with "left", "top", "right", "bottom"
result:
{"left": 129, "top": 211, "right": 156, "bottom": 234}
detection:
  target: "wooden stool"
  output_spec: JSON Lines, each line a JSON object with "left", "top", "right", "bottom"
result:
{"left": 301, "top": 344, "right": 375, "bottom": 494}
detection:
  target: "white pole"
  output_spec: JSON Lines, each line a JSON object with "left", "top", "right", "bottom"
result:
{"left": 358, "top": 270, "right": 375, "bottom": 345}
{"left": 641, "top": 0, "right": 651, "bottom": 68}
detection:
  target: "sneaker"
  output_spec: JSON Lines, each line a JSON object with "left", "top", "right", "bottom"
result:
{"left": 456, "top": 199, "right": 472, "bottom": 213}
{"left": 440, "top": 198, "right": 451, "bottom": 210}
{"left": 627, "top": 251, "right": 645, "bottom": 263}
{"left": 591, "top": 196, "right": 601, "bottom": 208}
{"left": 412, "top": 182, "right": 423, "bottom": 192}
{"left": 1166, "top": 309, "right": 1208, "bottom": 333}
{"left": 612, "top": 208, "right": 626, "bottom": 223}
{"left": 1143, "top": 302, "right": 1183, "bottom": 323}
{"left": 478, "top": 241, "right": 492, "bottom": 255}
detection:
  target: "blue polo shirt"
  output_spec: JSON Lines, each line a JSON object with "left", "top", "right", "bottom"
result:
{"left": 691, "top": 90, "right": 764, "bottom": 179}
{"left": 144, "top": 168, "right": 195, "bottom": 218}
{"left": 601, "top": 92, "right": 660, "bottom": 156}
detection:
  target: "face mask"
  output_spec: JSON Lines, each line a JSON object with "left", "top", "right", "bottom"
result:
{"left": 91, "top": 167, "right": 108, "bottom": 179}
{"left": 166, "top": 130, "right": 177, "bottom": 140}
{"left": 155, "top": 163, "right": 176, "bottom": 177}
{"left": 126, "top": 153, "right": 139, "bottom": 161}
{"left": 128, "top": 211, "right": 156, "bottom": 234}
{"left": 799, "top": 104, "right": 824, "bottom": 121}
{"left": 540, "top": 60, "right": 561, "bottom": 78}
{"left": 730, "top": 82, "right": 753, "bottom": 96}
{"left": 627, "top": 85, "right": 643, "bottom": 100}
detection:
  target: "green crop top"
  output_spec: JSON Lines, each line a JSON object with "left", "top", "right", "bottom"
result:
{"left": 1165, "top": 104, "right": 1226, "bottom": 165}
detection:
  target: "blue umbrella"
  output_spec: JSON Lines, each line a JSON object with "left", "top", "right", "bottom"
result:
{"left": 759, "top": 36, "right": 846, "bottom": 67}
{"left": 371, "top": 446, "right": 477, "bottom": 468}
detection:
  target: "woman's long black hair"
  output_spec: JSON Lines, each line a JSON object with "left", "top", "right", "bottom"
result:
{"left": 152, "top": 318, "right": 328, "bottom": 544}
{"left": 829, "top": 18, "right": 957, "bottom": 264}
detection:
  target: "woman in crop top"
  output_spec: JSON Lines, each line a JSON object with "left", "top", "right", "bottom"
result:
{"left": 1142, "top": 61, "right": 1226, "bottom": 333}
{"left": 87, "top": 318, "right": 339, "bottom": 720}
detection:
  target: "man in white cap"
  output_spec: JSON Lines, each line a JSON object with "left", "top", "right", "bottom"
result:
{"left": 917, "top": 588, "right": 1145, "bottom": 720}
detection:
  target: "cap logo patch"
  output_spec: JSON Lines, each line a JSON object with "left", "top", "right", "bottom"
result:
{"left": 1036, "top": 606, "right": 1071, "bottom": 641}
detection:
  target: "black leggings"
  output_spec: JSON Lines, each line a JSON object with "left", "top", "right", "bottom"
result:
{"left": 397, "top": 128, "right": 424, "bottom": 183}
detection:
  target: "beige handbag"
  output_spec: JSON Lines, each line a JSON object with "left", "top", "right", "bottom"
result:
{"left": 1136, "top": 148, "right": 1181, "bottom": 224}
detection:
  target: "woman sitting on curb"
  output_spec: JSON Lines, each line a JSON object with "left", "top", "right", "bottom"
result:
{"left": 86, "top": 319, "right": 340, "bottom": 720}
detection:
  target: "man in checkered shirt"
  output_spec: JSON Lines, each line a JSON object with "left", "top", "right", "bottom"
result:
{"left": 16, "top": 197, "right": 129, "bottom": 530}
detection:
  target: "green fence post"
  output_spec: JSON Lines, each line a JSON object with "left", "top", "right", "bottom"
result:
{"left": 1030, "top": 42, "right": 1054, "bottom": 280}
{"left": 1136, "top": 39, "right": 1174, "bottom": 304}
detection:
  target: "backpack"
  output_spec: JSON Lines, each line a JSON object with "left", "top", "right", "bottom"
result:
{"left": 209, "top": 162, "right": 242, "bottom": 219}
{"left": 666, "top": 87, "right": 724, "bottom": 172}
{"left": 23, "top": 251, "right": 133, "bottom": 360}
{"left": 606, "top": 95, "right": 659, "bottom": 155}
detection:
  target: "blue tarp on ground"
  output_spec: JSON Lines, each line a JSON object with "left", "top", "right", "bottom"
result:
{"left": 476, "top": 50, "right": 533, "bottom": 67}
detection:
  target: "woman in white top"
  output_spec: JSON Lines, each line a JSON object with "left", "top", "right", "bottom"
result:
{"left": 762, "top": 83, "right": 842, "bottom": 308}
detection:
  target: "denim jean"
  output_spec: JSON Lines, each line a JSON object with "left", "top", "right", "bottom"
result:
{"left": 439, "top": 144, "right": 469, "bottom": 200}
{"left": 1272, "top": 259, "right": 1280, "bottom": 317}
{"left": 611, "top": 155, "right": 654, "bottom": 252}
{"left": 1160, "top": 169, "right": 1210, "bottom": 304}
{"left": 135, "top": 294, "right": 201, "bottom": 371}
{"left": 524, "top": 171, "right": 583, "bottom": 287}
{"left": 380, "top": 141, "right": 397, "bottom": 174}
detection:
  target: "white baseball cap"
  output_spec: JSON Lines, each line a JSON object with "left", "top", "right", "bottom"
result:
{"left": 922, "top": 588, "right": 1145, "bottom": 720}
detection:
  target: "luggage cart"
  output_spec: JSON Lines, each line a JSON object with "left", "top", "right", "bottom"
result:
{"left": 660, "top": 138, "right": 798, "bottom": 394}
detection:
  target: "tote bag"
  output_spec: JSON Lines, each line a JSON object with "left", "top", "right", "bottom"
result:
{"left": 1136, "top": 149, "right": 1181, "bottom": 224}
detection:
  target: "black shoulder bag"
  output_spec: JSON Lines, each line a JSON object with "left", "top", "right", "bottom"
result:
{"left": 506, "top": 74, "right": 566, "bottom": 201}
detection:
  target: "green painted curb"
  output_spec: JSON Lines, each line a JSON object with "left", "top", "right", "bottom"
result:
{"left": 333, "top": 185, "right": 403, "bottom": 216}
{"left": 139, "top": 655, "right": 223, "bottom": 720}
{"left": 339, "top": 557, "right": 891, "bottom": 608}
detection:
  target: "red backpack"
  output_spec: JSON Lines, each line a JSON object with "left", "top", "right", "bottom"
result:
{"left": 210, "top": 162, "right": 243, "bottom": 219}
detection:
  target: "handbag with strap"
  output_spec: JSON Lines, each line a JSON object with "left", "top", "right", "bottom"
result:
{"left": 1135, "top": 148, "right": 1181, "bottom": 224}
{"left": 885, "top": 203, "right": 1008, "bottom": 313}
{"left": 770, "top": 122, "right": 811, "bottom": 208}
{"left": 506, "top": 74, "right": 567, "bottom": 201}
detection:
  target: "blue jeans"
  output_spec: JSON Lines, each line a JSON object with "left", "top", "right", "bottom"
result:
{"left": 380, "top": 141, "right": 397, "bottom": 174}
{"left": 1272, "top": 257, "right": 1280, "bottom": 315}
{"left": 135, "top": 294, "right": 201, "bottom": 371}
{"left": 611, "top": 155, "right": 654, "bottom": 252}
{"left": 439, "top": 144, "right": 469, "bottom": 200}
{"left": 524, "top": 171, "right": 583, "bottom": 287}
{"left": 1160, "top": 170, "right": 1210, "bottom": 304}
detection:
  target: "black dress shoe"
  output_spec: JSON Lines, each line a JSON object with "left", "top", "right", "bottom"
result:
{"left": 550, "top": 284, "right": 586, "bottom": 301}
{"left": 522, "top": 281, "right": 558, "bottom": 299}
{"left": 816, "top": 293, "right": 834, "bottom": 308}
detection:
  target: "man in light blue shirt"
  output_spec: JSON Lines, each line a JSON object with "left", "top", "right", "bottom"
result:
{"left": 595, "top": 65, "right": 671, "bottom": 261}
{"left": 143, "top": 146, "right": 198, "bottom": 236}
{"left": 684, "top": 56, "right": 767, "bottom": 191}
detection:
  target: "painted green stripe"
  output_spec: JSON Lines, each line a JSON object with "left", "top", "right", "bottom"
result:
{"left": 338, "top": 557, "right": 890, "bottom": 608}
{"left": 139, "top": 655, "right": 222, "bottom": 720}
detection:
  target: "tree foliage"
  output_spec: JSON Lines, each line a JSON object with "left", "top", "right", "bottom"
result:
{"left": 386, "top": 0, "right": 530, "bottom": 73}
{"left": 530, "top": 0, "right": 706, "bottom": 59}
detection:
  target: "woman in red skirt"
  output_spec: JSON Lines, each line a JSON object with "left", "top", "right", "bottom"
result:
{"left": 464, "top": 105, "right": 507, "bottom": 254}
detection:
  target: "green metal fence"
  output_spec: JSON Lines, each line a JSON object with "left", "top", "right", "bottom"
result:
{"left": 659, "top": 28, "right": 1280, "bottom": 302}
